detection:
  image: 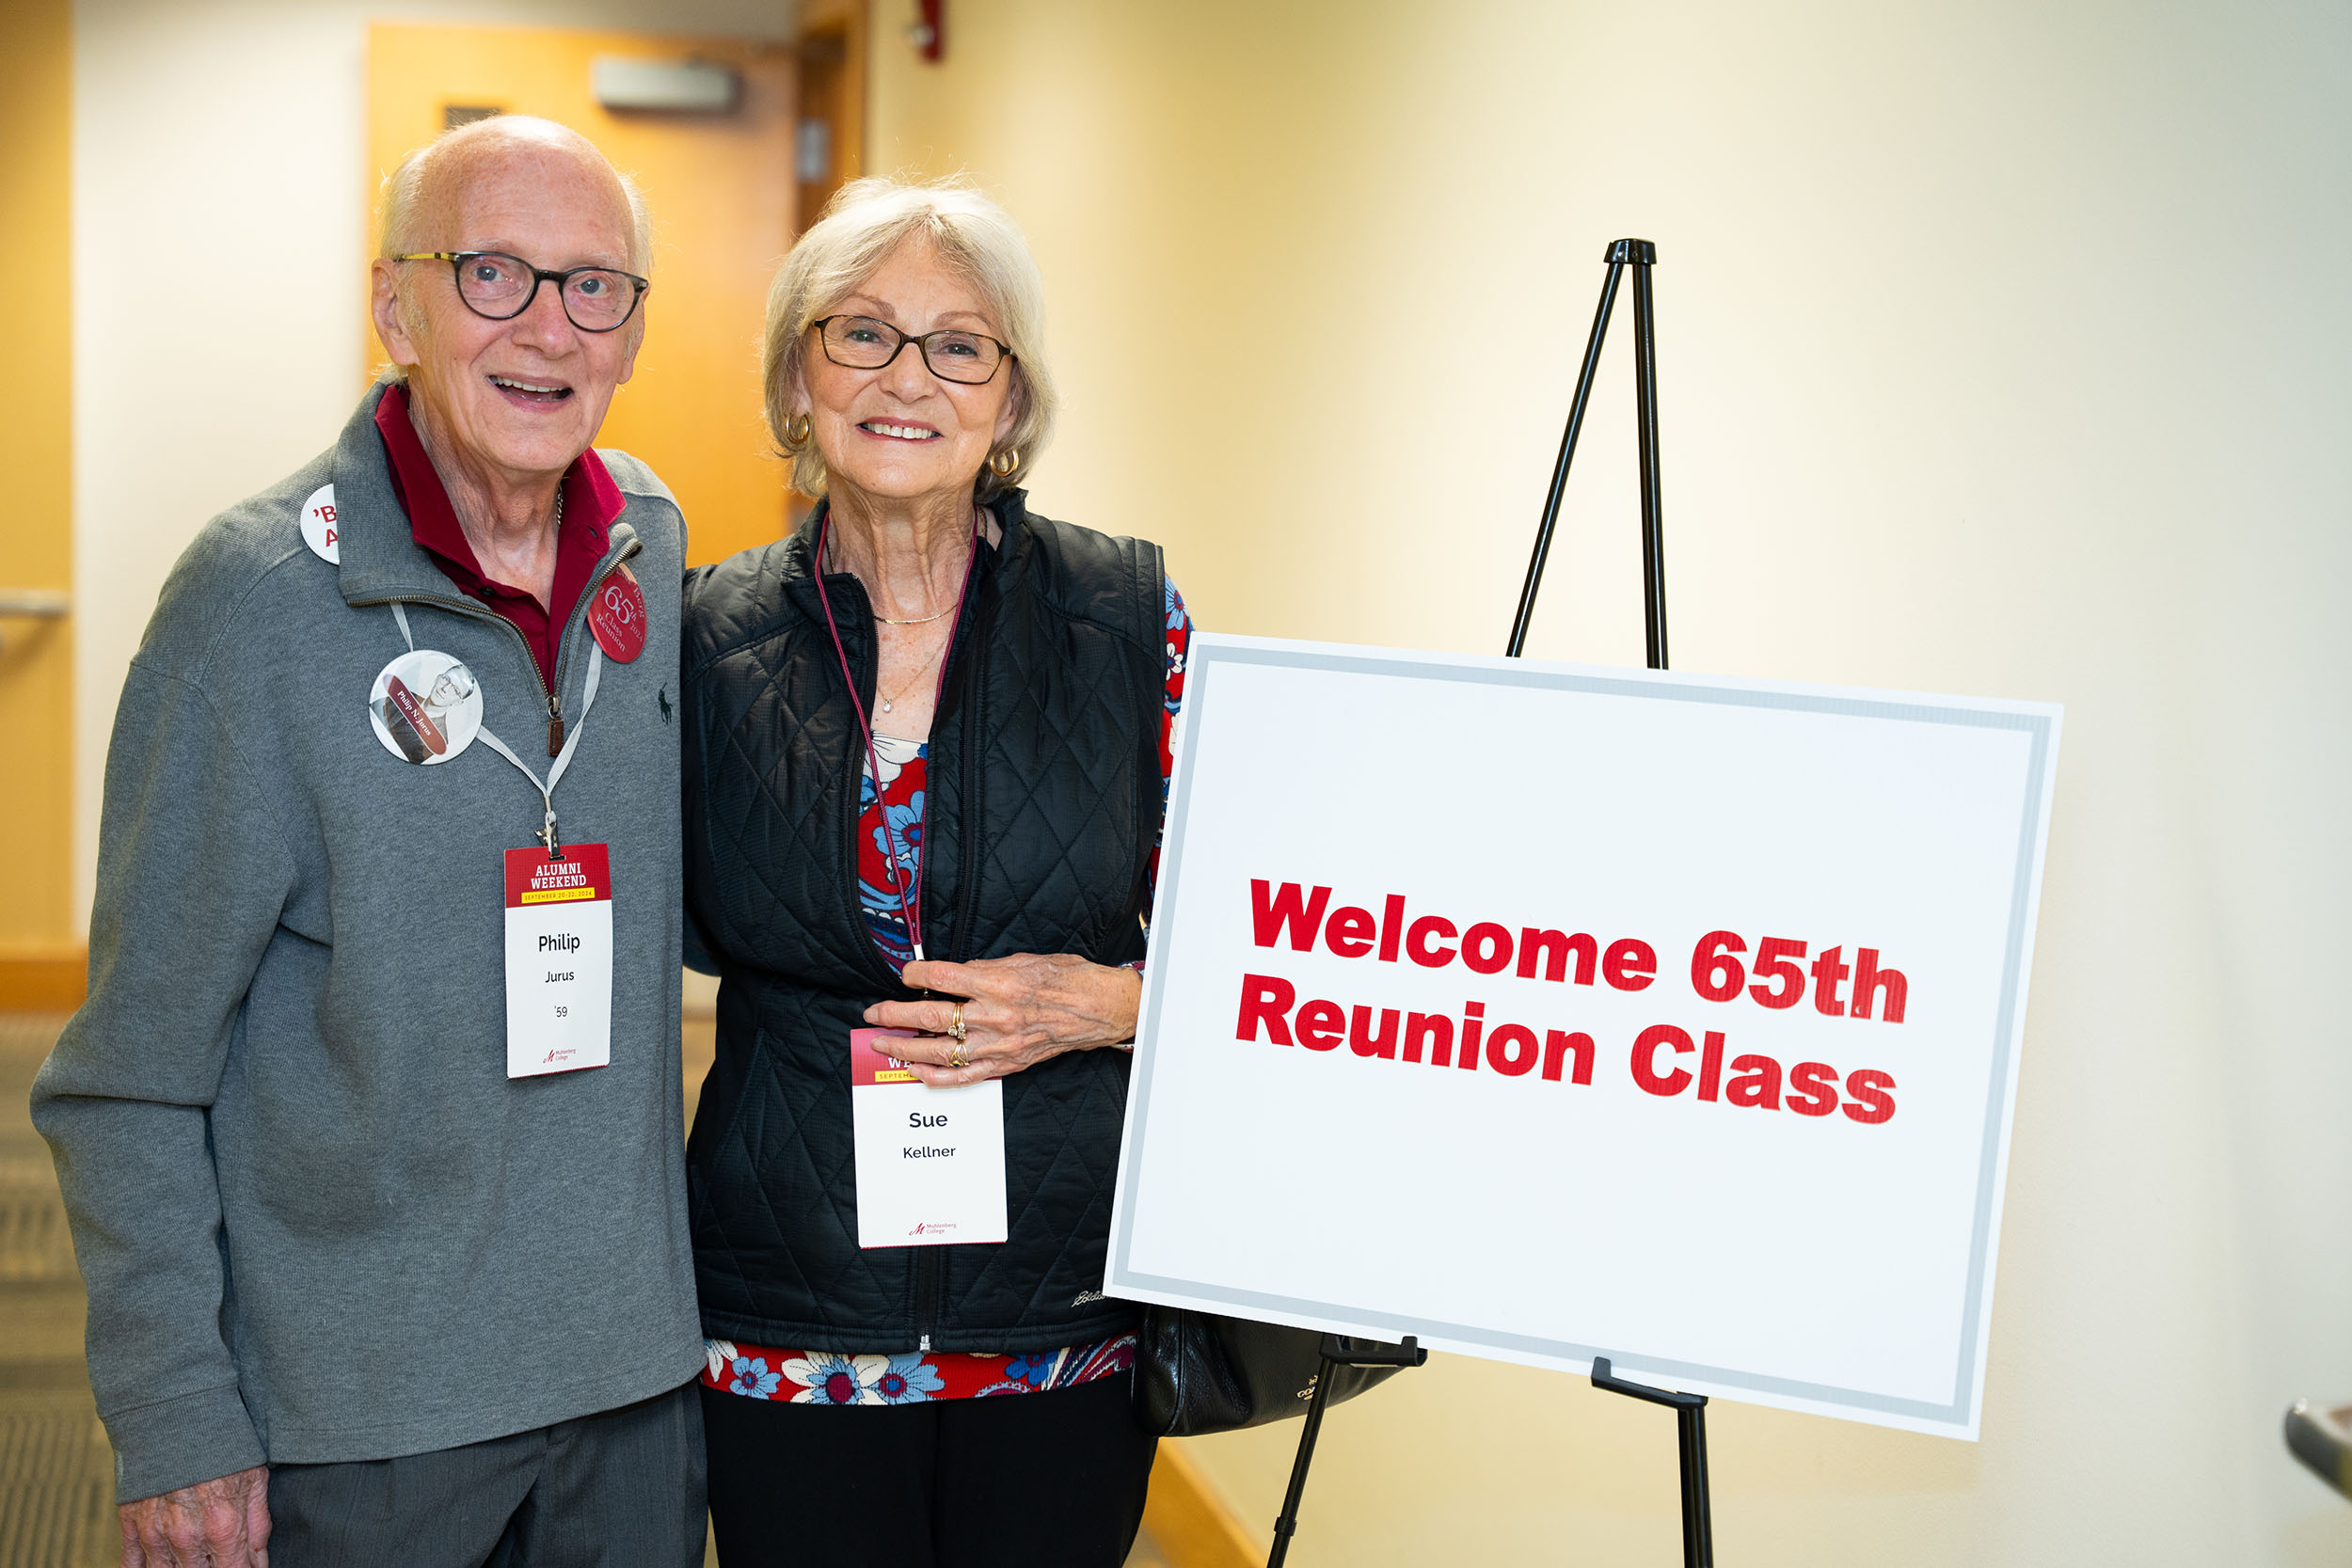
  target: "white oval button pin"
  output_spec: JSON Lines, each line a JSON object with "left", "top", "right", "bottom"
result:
{"left": 299, "top": 483, "right": 341, "bottom": 563}
{"left": 367, "top": 649, "right": 484, "bottom": 765}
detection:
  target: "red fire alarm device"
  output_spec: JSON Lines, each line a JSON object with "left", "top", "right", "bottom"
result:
{"left": 910, "top": 0, "right": 944, "bottom": 62}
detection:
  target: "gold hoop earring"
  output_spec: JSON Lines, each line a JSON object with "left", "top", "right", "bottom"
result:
{"left": 783, "top": 411, "right": 812, "bottom": 451}
{"left": 988, "top": 447, "right": 1020, "bottom": 479}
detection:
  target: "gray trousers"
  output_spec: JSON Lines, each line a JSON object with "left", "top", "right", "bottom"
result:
{"left": 265, "top": 1383, "right": 706, "bottom": 1568}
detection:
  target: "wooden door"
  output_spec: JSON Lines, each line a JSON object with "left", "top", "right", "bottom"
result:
{"left": 792, "top": 0, "right": 868, "bottom": 232}
{"left": 366, "top": 24, "right": 796, "bottom": 566}
{"left": 0, "top": 0, "right": 78, "bottom": 1003}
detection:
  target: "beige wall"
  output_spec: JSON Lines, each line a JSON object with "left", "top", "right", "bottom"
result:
{"left": 872, "top": 1, "right": 2352, "bottom": 1561}
{"left": 68, "top": 0, "right": 800, "bottom": 928}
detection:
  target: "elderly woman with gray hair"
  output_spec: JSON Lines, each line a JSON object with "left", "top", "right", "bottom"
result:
{"left": 678, "top": 177, "right": 1192, "bottom": 1565}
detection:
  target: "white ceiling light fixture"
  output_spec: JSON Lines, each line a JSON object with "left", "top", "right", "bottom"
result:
{"left": 591, "top": 56, "right": 740, "bottom": 114}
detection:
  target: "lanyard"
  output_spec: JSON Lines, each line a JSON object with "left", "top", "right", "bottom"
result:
{"left": 391, "top": 601, "right": 603, "bottom": 856}
{"left": 815, "top": 512, "right": 979, "bottom": 966}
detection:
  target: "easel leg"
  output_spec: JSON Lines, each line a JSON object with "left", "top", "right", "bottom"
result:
{"left": 1629, "top": 257, "right": 1667, "bottom": 671}
{"left": 1592, "top": 1356, "right": 1714, "bottom": 1567}
{"left": 1506, "top": 259, "right": 1626, "bottom": 657}
{"left": 1677, "top": 1401, "right": 1713, "bottom": 1567}
{"left": 1266, "top": 1356, "right": 1338, "bottom": 1568}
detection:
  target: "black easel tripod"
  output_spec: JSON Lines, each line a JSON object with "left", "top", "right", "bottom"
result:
{"left": 1257, "top": 1339, "right": 1714, "bottom": 1568}
{"left": 1506, "top": 239, "right": 1717, "bottom": 1566}
{"left": 1257, "top": 241, "right": 1710, "bottom": 1567}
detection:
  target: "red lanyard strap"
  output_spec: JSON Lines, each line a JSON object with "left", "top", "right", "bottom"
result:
{"left": 814, "top": 509, "right": 980, "bottom": 967}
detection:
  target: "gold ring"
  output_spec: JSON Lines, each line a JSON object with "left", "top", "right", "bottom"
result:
{"left": 949, "top": 1044, "right": 969, "bottom": 1069}
{"left": 949, "top": 1003, "right": 967, "bottom": 1044}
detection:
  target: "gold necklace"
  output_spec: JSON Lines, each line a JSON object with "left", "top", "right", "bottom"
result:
{"left": 830, "top": 510, "right": 982, "bottom": 712}
{"left": 874, "top": 602, "right": 955, "bottom": 626}
{"left": 877, "top": 632, "right": 947, "bottom": 717}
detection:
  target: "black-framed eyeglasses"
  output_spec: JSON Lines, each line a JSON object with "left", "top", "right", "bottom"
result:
{"left": 394, "top": 251, "right": 650, "bottom": 333}
{"left": 812, "top": 315, "right": 1011, "bottom": 386}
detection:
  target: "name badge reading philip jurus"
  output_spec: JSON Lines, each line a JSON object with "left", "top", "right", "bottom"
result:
{"left": 503, "top": 846, "right": 614, "bottom": 1077}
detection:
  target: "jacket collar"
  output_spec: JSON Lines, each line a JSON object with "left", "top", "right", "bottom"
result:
{"left": 781, "top": 489, "right": 1032, "bottom": 592}
{"left": 330, "top": 380, "right": 464, "bottom": 608}
{"left": 330, "top": 378, "right": 635, "bottom": 608}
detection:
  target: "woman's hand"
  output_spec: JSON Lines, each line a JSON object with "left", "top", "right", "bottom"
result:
{"left": 866, "top": 955, "right": 1141, "bottom": 1086}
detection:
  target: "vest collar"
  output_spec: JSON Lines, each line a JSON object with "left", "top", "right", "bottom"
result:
{"left": 782, "top": 489, "right": 1033, "bottom": 588}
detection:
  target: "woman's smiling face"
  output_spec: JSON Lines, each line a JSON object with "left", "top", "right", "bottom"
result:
{"left": 796, "top": 240, "right": 1018, "bottom": 510}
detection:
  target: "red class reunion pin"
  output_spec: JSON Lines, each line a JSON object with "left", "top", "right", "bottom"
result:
{"left": 588, "top": 565, "right": 647, "bottom": 662}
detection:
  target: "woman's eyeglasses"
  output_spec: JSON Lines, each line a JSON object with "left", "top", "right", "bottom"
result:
{"left": 813, "top": 315, "right": 1010, "bottom": 385}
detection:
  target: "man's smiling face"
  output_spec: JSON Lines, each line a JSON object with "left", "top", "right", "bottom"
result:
{"left": 375, "top": 121, "right": 644, "bottom": 490}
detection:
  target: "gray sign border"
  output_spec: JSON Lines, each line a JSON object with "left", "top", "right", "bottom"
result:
{"left": 1110, "top": 639, "right": 2058, "bottom": 1429}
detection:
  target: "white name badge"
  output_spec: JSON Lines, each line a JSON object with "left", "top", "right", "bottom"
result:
{"left": 503, "top": 846, "right": 614, "bottom": 1078}
{"left": 850, "top": 1028, "right": 1009, "bottom": 1248}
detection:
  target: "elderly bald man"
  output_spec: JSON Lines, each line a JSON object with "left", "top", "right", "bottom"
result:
{"left": 34, "top": 117, "right": 705, "bottom": 1567}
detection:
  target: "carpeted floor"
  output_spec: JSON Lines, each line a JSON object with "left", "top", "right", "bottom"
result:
{"left": 0, "top": 1013, "right": 113, "bottom": 1568}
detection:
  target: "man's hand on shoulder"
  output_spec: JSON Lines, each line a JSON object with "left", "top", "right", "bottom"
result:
{"left": 120, "top": 1465, "right": 270, "bottom": 1568}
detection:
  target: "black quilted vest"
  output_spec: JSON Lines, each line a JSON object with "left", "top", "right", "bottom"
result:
{"left": 680, "top": 492, "right": 1164, "bottom": 1354}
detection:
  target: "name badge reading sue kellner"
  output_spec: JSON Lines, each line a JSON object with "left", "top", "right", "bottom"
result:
{"left": 849, "top": 1028, "right": 1008, "bottom": 1248}
{"left": 503, "top": 846, "right": 615, "bottom": 1078}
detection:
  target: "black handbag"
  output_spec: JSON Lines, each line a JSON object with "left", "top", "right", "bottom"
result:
{"left": 1134, "top": 1305, "right": 1410, "bottom": 1437}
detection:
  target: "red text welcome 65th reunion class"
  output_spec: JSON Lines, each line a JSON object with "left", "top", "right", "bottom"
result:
{"left": 1230, "top": 880, "right": 1908, "bottom": 1124}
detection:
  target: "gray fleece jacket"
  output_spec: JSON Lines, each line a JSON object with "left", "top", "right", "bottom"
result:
{"left": 32, "top": 385, "right": 703, "bottom": 1502}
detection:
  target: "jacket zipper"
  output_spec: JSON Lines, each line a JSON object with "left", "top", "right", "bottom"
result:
{"left": 356, "top": 533, "right": 644, "bottom": 757}
{"left": 912, "top": 582, "right": 993, "bottom": 1354}
{"left": 540, "top": 535, "right": 643, "bottom": 754}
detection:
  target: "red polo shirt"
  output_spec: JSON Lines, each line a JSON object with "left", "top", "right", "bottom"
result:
{"left": 373, "top": 383, "right": 623, "bottom": 693}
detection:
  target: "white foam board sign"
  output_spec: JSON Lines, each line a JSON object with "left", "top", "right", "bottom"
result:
{"left": 1107, "top": 634, "right": 2061, "bottom": 1439}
